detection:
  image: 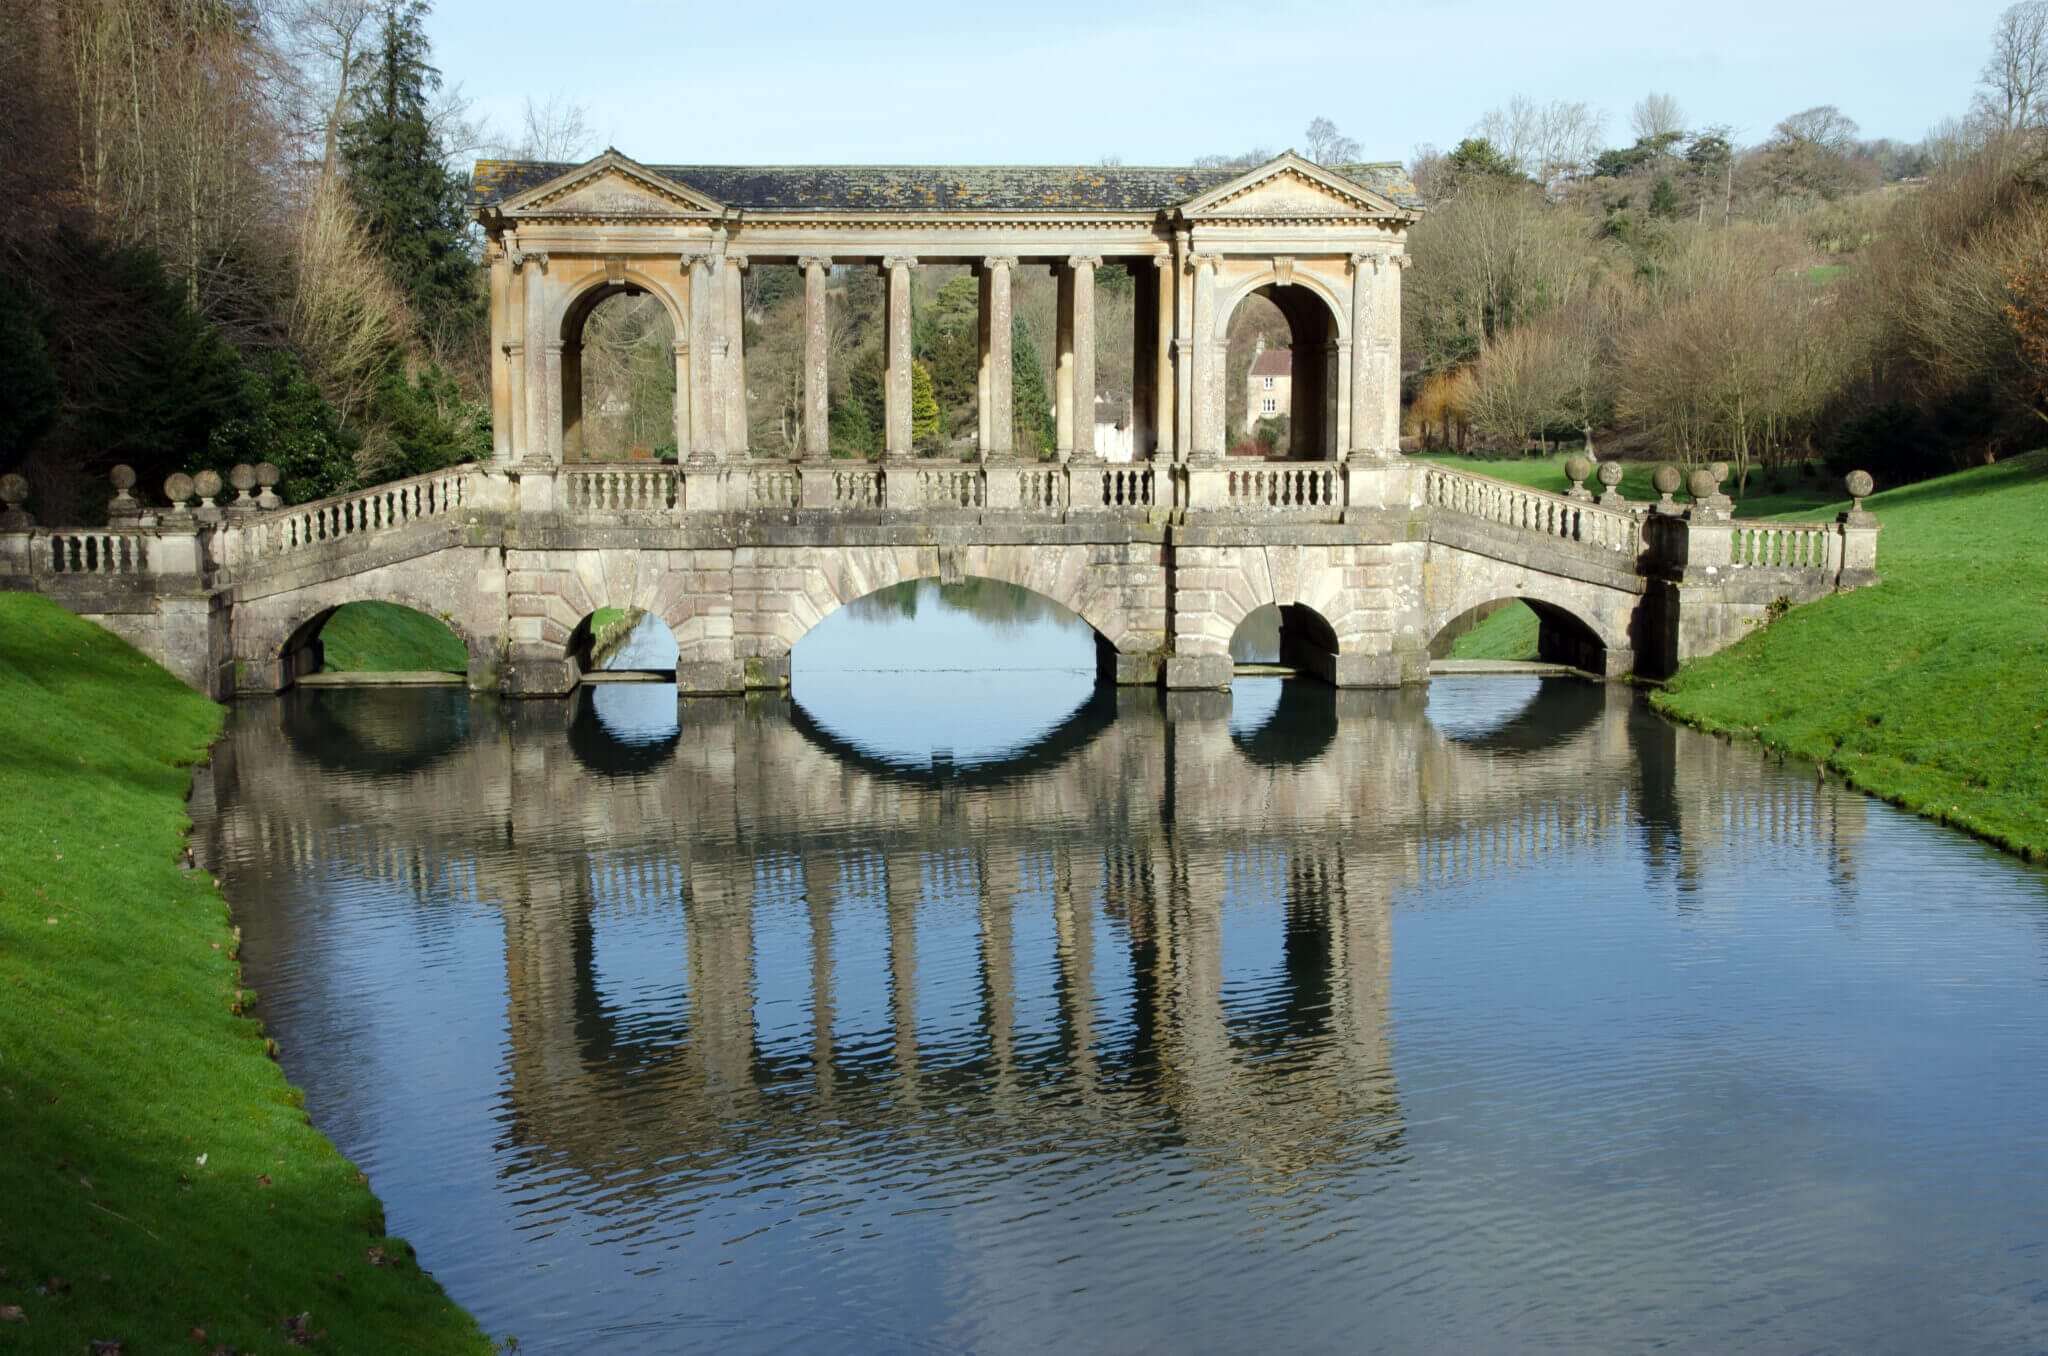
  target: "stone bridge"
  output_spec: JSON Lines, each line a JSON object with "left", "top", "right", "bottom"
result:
{"left": 0, "top": 455, "right": 1880, "bottom": 700}
{"left": 0, "top": 149, "right": 1878, "bottom": 695}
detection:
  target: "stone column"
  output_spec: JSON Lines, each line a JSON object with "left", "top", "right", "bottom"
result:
{"left": 514, "top": 249, "right": 550, "bottom": 470}
{"left": 1070, "top": 254, "right": 1101, "bottom": 460}
{"left": 1346, "top": 252, "right": 1377, "bottom": 459}
{"left": 684, "top": 252, "right": 722, "bottom": 461}
{"left": 1150, "top": 256, "right": 1174, "bottom": 459}
{"left": 1172, "top": 230, "right": 1194, "bottom": 461}
{"left": 542, "top": 339, "right": 565, "bottom": 465}
{"left": 978, "top": 256, "right": 1015, "bottom": 459}
{"left": 1188, "top": 253, "right": 1220, "bottom": 458}
{"left": 725, "top": 252, "right": 749, "bottom": 457}
{"left": 1055, "top": 264, "right": 1075, "bottom": 459}
{"left": 800, "top": 256, "right": 832, "bottom": 461}
{"left": 883, "top": 255, "right": 914, "bottom": 459}
{"left": 1383, "top": 255, "right": 1409, "bottom": 452}
{"left": 488, "top": 248, "right": 512, "bottom": 465}
{"left": 672, "top": 339, "right": 691, "bottom": 463}
{"left": 504, "top": 340, "right": 526, "bottom": 468}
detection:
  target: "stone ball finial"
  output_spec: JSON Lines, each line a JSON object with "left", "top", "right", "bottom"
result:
{"left": 1687, "top": 468, "right": 1718, "bottom": 501}
{"left": 255, "top": 462, "right": 280, "bottom": 488}
{"left": 1708, "top": 460, "right": 1730, "bottom": 486}
{"left": 0, "top": 472, "right": 29, "bottom": 531}
{"left": 1652, "top": 464, "right": 1683, "bottom": 497}
{"left": 1597, "top": 460, "right": 1625, "bottom": 489}
{"left": 230, "top": 463, "right": 257, "bottom": 493}
{"left": 1565, "top": 454, "right": 1592, "bottom": 485}
{"left": 193, "top": 469, "right": 223, "bottom": 504}
{"left": 110, "top": 464, "right": 137, "bottom": 492}
{"left": 165, "top": 472, "right": 195, "bottom": 506}
{"left": 1845, "top": 469, "right": 1874, "bottom": 501}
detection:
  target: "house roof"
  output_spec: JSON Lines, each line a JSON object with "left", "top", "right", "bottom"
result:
{"left": 468, "top": 157, "right": 1424, "bottom": 215}
{"left": 1250, "top": 349, "right": 1293, "bottom": 378}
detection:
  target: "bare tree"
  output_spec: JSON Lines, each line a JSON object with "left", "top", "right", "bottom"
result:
{"left": 507, "top": 92, "right": 597, "bottom": 162}
{"left": 1302, "top": 116, "right": 1360, "bottom": 165}
{"left": 273, "top": 0, "right": 377, "bottom": 186}
{"left": 1631, "top": 92, "right": 1686, "bottom": 143}
{"left": 1474, "top": 96, "right": 1605, "bottom": 196}
{"left": 1975, "top": 0, "right": 2048, "bottom": 130}
{"left": 1193, "top": 147, "right": 1273, "bottom": 171}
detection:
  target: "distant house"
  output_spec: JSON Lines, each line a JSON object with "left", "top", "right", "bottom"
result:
{"left": 1246, "top": 348, "right": 1291, "bottom": 434}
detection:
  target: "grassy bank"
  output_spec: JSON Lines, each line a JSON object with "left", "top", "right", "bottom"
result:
{"left": 318, "top": 600, "right": 468, "bottom": 674}
{"left": 0, "top": 593, "right": 489, "bottom": 1352}
{"left": 1652, "top": 451, "right": 2048, "bottom": 861}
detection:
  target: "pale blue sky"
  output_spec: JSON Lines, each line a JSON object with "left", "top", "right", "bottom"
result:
{"left": 430, "top": 0, "right": 2004, "bottom": 166}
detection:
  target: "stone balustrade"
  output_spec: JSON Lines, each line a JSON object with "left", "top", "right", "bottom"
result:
{"left": 1728, "top": 522, "right": 1841, "bottom": 571}
{"left": 241, "top": 464, "right": 473, "bottom": 562}
{"left": 44, "top": 530, "right": 154, "bottom": 576}
{"left": 1420, "top": 464, "right": 1643, "bottom": 554}
{"left": 562, "top": 465, "right": 677, "bottom": 514}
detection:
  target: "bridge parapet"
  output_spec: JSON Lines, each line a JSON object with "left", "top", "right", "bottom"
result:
{"left": 222, "top": 463, "right": 483, "bottom": 570}
{"left": 1419, "top": 463, "right": 1643, "bottom": 555}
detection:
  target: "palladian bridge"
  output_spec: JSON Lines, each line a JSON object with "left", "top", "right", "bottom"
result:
{"left": 0, "top": 151, "right": 1879, "bottom": 698}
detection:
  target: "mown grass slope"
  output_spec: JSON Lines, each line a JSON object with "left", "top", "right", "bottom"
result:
{"left": 1652, "top": 452, "right": 2048, "bottom": 860}
{"left": 0, "top": 593, "right": 488, "bottom": 1352}
{"left": 317, "top": 599, "right": 468, "bottom": 673}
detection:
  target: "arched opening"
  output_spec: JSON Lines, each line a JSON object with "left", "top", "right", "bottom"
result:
{"left": 567, "top": 608, "right": 681, "bottom": 681}
{"left": 1229, "top": 602, "right": 1341, "bottom": 683}
{"left": 566, "top": 683, "right": 682, "bottom": 774}
{"left": 1429, "top": 598, "right": 1607, "bottom": 673}
{"left": 1223, "top": 284, "right": 1339, "bottom": 459}
{"left": 280, "top": 601, "right": 469, "bottom": 686}
{"left": 562, "top": 285, "right": 677, "bottom": 462}
{"left": 1425, "top": 675, "right": 1608, "bottom": 751}
{"left": 791, "top": 576, "right": 1109, "bottom": 771}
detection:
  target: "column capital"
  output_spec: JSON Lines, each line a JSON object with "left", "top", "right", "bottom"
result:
{"left": 1348, "top": 250, "right": 1384, "bottom": 274}
{"left": 883, "top": 254, "right": 916, "bottom": 272}
{"left": 1187, "top": 252, "right": 1220, "bottom": 273}
{"left": 510, "top": 248, "right": 548, "bottom": 274}
{"left": 1391, "top": 253, "right": 1413, "bottom": 270}
{"left": 726, "top": 251, "right": 751, "bottom": 270}
{"left": 1067, "top": 253, "right": 1103, "bottom": 270}
{"left": 798, "top": 254, "right": 833, "bottom": 273}
{"left": 681, "top": 250, "right": 717, "bottom": 272}
{"left": 981, "top": 255, "right": 1016, "bottom": 272}
{"left": 1150, "top": 255, "right": 1171, "bottom": 270}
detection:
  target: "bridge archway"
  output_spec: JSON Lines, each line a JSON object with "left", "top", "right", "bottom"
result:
{"left": 557, "top": 273, "right": 683, "bottom": 462}
{"left": 1427, "top": 593, "right": 1614, "bottom": 675}
{"left": 1229, "top": 602, "right": 1341, "bottom": 684}
{"left": 567, "top": 607, "right": 682, "bottom": 679}
{"left": 1217, "top": 274, "right": 1345, "bottom": 460}
{"left": 276, "top": 598, "right": 481, "bottom": 687}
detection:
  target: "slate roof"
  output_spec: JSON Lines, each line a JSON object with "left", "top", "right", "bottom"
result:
{"left": 1250, "top": 348, "right": 1293, "bottom": 378}
{"left": 469, "top": 159, "right": 1424, "bottom": 214}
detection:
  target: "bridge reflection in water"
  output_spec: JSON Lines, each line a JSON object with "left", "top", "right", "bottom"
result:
{"left": 191, "top": 668, "right": 1978, "bottom": 1353}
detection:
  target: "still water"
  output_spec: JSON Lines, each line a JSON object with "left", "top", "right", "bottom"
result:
{"left": 192, "top": 582, "right": 2048, "bottom": 1353}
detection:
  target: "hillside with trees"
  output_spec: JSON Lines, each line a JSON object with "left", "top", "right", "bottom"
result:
{"left": 1402, "top": 2, "right": 2048, "bottom": 490}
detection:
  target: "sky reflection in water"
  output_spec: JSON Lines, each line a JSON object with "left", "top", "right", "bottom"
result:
{"left": 196, "top": 584, "right": 2048, "bottom": 1355}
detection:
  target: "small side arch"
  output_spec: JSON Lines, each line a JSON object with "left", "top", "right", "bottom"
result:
{"left": 1426, "top": 578, "right": 1630, "bottom": 676}
{"left": 1215, "top": 270, "right": 1348, "bottom": 460}
{"left": 554, "top": 269, "right": 686, "bottom": 462}
{"left": 269, "top": 596, "right": 486, "bottom": 689}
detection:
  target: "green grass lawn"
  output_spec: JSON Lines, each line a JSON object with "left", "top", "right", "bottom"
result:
{"left": 1411, "top": 450, "right": 1841, "bottom": 518}
{"left": 1447, "top": 602, "right": 1541, "bottom": 660}
{"left": 0, "top": 593, "right": 489, "bottom": 1352}
{"left": 317, "top": 600, "right": 469, "bottom": 673}
{"left": 1653, "top": 451, "right": 2048, "bottom": 861}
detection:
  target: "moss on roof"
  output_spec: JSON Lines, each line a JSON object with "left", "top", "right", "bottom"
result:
{"left": 469, "top": 159, "right": 1424, "bottom": 214}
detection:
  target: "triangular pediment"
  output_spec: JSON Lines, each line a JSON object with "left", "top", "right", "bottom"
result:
{"left": 1180, "top": 153, "right": 1410, "bottom": 221}
{"left": 501, "top": 151, "right": 723, "bottom": 219}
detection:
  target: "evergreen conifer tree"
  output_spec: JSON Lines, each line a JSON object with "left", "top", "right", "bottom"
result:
{"left": 1011, "top": 318, "right": 1056, "bottom": 456}
{"left": 911, "top": 359, "right": 942, "bottom": 449}
{"left": 339, "top": 1, "right": 477, "bottom": 342}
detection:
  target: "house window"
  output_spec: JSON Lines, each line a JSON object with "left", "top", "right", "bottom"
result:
{"left": 1262, "top": 376, "right": 1275, "bottom": 390}
{"left": 1261, "top": 397, "right": 1278, "bottom": 415}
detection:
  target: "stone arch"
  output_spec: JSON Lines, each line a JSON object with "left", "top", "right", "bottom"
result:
{"left": 1215, "top": 270, "right": 1347, "bottom": 459}
{"left": 1425, "top": 571, "right": 1635, "bottom": 676}
{"left": 554, "top": 270, "right": 685, "bottom": 461}
{"left": 264, "top": 594, "right": 487, "bottom": 689}
{"left": 750, "top": 542, "right": 1148, "bottom": 667}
